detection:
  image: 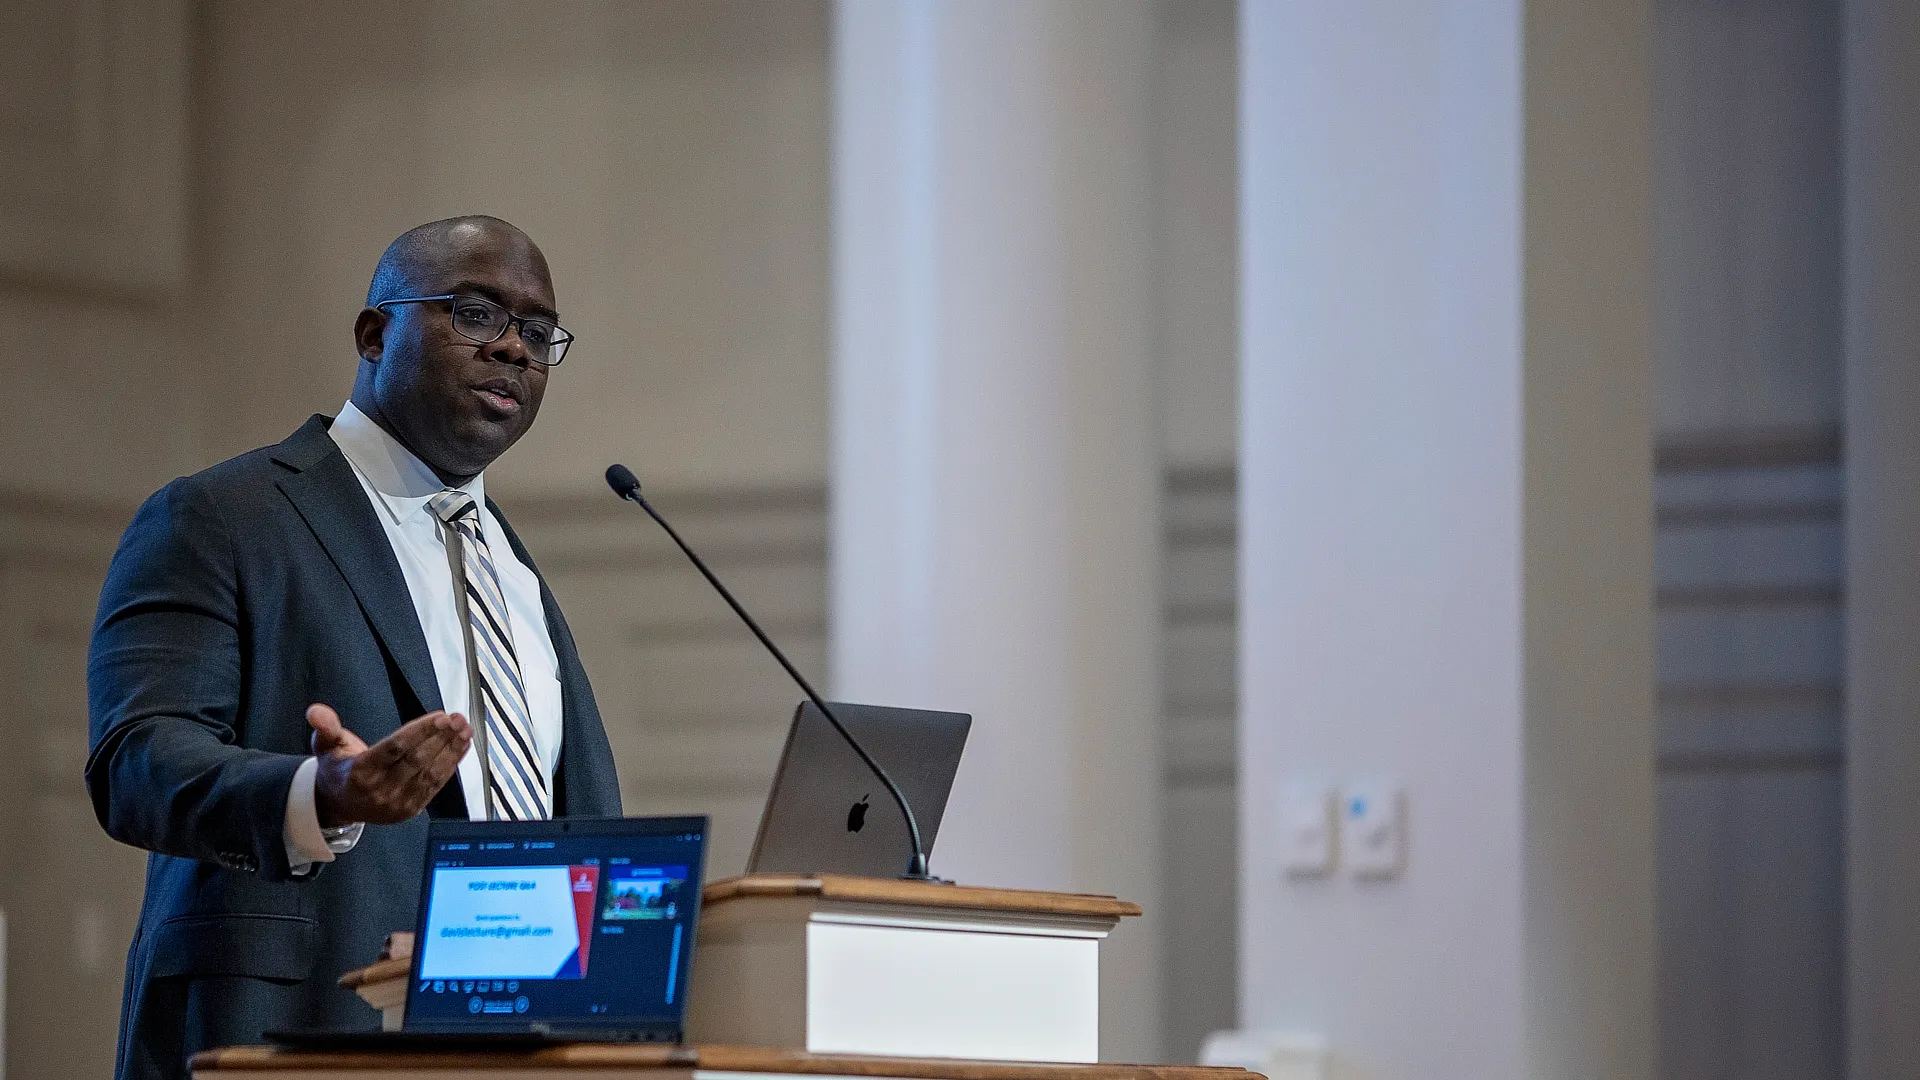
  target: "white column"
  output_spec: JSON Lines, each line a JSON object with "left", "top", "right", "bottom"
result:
{"left": 1237, "top": 0, "right": 1656, "bottom": 1077}
{"left": 830, "top": 0, "right": 1163, "bottom": 1063}
{"left": 1843, "top": 2, "right": 1920, "bottom": 1075}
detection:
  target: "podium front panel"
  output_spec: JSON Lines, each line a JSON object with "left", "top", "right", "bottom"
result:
{"left": 805, "top": 917, "right": 1100, "bottom": 1062}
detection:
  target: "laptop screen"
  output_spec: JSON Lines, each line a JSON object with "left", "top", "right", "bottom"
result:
{"left": 747, "top": 701, "right": 970, "bottom": 879}
{"left": 404, "top": 816, "right": 708, "bottom": 1037}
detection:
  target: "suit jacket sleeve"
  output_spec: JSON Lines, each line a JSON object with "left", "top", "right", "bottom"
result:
{"left": 85, "top": 476, "right": 311, "bottom": 882}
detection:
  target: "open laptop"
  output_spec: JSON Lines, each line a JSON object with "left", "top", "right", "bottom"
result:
{"left": 270, "top": 815, "right": 708, "bottom": 1049}
{"left": 747, "top": 701, "right": 971, "bottom": 879}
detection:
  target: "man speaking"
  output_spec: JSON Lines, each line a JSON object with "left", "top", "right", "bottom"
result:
{"left": 85, "top": 217, "right": 622, "bottom": 1080}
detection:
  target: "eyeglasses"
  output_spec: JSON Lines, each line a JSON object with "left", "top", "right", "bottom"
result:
{"left": 375, "top": 294, "right": 576, "bottom": 367}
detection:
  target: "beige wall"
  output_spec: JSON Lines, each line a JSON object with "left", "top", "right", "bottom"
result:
{"left": 2, "top": 0, "right": 837, "bottom": 504}
{"left": 195, "top": 0, "right": 833, "bottom": 496}
{"left": 0, "top": 296, "right": 205, "bottom": 501}
{"left": 6, "top": 0, "right": 1239, "bottom": 502}
{"left": 0, "top": 0, "right": 201, "bottom": 502}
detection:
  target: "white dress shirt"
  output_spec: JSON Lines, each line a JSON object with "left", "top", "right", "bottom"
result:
{"left": 282, "top": 401, "right": 566, "bottom": 871}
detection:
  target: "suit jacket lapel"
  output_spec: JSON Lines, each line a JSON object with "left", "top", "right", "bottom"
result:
{"left": 270, "top": 415, "right": 445, "bottom": 724}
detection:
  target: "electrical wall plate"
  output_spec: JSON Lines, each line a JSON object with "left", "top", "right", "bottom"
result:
{"left": 1340, "top": 783, "right": 1406, "bottom": 879}
{"left": 1279, "top": 783, "right": 1337, "bottom": 878}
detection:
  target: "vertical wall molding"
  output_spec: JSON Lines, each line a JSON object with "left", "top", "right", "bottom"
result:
{"left": 1161, "top": 465, "right": 1237, "bottom": 1063}
{"left": 0, "top": 494, "right": 143, "bottom": 1080}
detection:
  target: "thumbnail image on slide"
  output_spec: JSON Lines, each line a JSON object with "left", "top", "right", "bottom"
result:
{"left": 602, "top": 866, "right": 689, "bottom": 921}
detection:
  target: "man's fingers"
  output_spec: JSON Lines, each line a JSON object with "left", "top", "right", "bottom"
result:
{"left": 307, "top": 703, "right": 341, "bottom": 737}
{"left": 362, "top": 711, "right": 446, "bottom": 768}
{"left": 388, "top": 724, "right": 469, "bottom": 794}
{"left": 340, "top": 711, "right": 474, "bottom": 823}
{"left": 394, "top": 715, "right": 469, "bottom": 773}
{"left": 397, "top": 718, "right": 475, "bottom": 811}
{"left": 342, "top": 717, "right": 439, "bottom": 817}
{"left": 308, "top": 703, "right": 367, "bottom": 757}
{"left": 391, "top": 737, "right": 471, "bottom": 820}
{"left": 402, "top": 754, "right": 463, "bottom": 809}
{"left": 408, "top": 713, "right": 471, "bottom": 762}
{"left": 421, "top": 720, "right": 472, "bottom": 773}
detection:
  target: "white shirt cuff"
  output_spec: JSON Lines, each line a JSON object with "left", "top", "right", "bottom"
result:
{"left": 284, "top": 756, "right": 366, "bottom": 875}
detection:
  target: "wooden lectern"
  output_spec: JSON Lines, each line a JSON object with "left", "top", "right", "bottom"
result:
{"left": 193, "top": 875, "right": 1259, "bottom": 1080}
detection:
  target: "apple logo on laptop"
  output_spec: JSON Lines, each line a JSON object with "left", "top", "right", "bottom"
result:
{"left": 846, "top": 794, "right": 870, "bottom": 833}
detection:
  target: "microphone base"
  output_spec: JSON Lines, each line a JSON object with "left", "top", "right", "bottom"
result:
{"left": 898, "top": 872, "right": 956, "bottom": 885}
{"left": 902, "top": 853, "right": 947, "bottom": 883}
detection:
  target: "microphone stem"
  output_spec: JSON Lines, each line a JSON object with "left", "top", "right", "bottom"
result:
{"left": 628, "top": 492, "right": 937, "bottom": 881}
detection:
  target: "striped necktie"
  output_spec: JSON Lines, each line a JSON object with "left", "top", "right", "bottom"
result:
{"left": 428, "top": 490, "right": 551, "bottom": 820}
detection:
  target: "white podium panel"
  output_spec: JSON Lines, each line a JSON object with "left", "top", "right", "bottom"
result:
{"left": 805, "top": 913, "right": 1101, "bottom": 1061}
{"left": 685, "top": 876, "right": 1136, "bottom": 1064}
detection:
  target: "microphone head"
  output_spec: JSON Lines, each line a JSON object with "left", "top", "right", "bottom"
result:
{"left": 605, "top": 464, "right": 642, "bottom": 501}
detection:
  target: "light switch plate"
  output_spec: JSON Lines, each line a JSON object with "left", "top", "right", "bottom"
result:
{"left": 1340, "top": 783, "right": 1405, "bottom": 879}
{"left": 1279, "top": 784, "right": 1337, "bottom": 878}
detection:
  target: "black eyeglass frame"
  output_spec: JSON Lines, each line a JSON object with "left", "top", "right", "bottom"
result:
{"left": 374, "top": 293, "right": 576, "bottom": 367}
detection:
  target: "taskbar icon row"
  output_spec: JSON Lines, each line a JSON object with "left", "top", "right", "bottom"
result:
{"left": 419, "top": 978, "right": 522, "bottom": 995}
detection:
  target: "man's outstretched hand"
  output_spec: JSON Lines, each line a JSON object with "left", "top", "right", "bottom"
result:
{"left": 309, "top": 704, "right": 472, "bottom": 828}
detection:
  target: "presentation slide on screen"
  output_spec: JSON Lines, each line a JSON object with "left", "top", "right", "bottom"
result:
{"left": 419, "top": 864, "right": 600, "bottom": 980}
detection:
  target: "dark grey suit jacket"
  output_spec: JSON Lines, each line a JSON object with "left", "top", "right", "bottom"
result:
{"left": 85, "top": 416, "right": 623, "bottom": 1080}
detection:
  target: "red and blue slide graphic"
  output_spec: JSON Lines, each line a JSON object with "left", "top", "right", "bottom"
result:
{"left": 418, "top": 864, "right": 601, "bottom": 981}
{"left": 552, "top": 864, "right": 599, "bottom": 978}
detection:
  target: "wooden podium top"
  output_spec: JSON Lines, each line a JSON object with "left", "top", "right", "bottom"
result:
{"left": 701, "top": 874, "right": 1144, "bottom": 920}
{"left": 193, "top": 1044, "right": 1255, "bottom": 1080}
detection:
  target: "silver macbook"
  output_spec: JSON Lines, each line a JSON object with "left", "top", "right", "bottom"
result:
{"left": 747, "top": 701, "right": 970, "bottom": 879}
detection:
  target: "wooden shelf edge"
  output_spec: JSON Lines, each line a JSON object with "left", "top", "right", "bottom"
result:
{"left": 702, "top": 874, "right": 1144, "bottom": 920}
{"left": 340, "top": 932, "right": 417, "bottom": 990}
{"left": 338, "top": 957, "right": 410, "bottom": 990}
{"left": 701, "top": 873, "right": 828, "bottom": 903}
{"left": 193, "top": 1043, "right": 1260, "bottom": 1080}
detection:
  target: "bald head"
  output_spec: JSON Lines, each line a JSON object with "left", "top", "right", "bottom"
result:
{"left": 365, "top": 215, "right": 550, "bottom": 307}
{"left": 351, "top": 216, "right": 558, "bottom": 484}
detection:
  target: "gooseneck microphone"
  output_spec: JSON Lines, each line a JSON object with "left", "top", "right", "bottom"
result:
{"left": 604, "top": 464, "right": 940, "bottom": 882}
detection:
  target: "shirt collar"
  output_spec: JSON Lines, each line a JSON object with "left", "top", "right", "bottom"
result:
{"left": 329, "top": 400, "right": 485, "bottom": 523}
